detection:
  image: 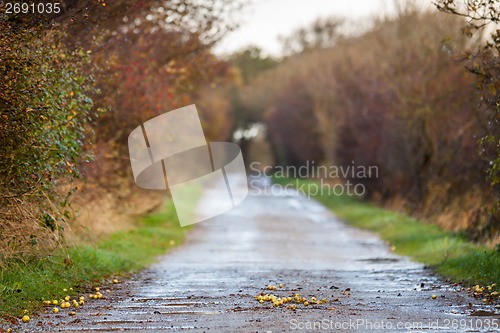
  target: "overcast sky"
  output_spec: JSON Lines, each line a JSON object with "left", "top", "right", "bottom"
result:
{"left": 215, "top": 0, "right": 434, "bottom": 57}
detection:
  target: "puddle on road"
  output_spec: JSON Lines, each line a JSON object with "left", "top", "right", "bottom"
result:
{"left": 469, "top": 309, "right": 500, "bottom": 316}
{"left": 286, "top": 198, "right": 302, "bottom": 210}
{"left": 156, "top": 311, "right": 221, "bottom": 315}
{"left": 58, "top": 325, "right": 197, "bottom": 331}
{"left": 357, "top": 258, "right": 400, "bottom": 263}
{"left": 162, "top": 303, "right": 196, "bottom": 307}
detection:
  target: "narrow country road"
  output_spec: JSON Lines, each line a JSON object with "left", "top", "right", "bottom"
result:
{"left": 23, "top": 176, "right": 499, "bottom": 332}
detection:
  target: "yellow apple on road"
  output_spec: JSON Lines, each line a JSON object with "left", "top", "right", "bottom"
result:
{"left": 53, "top": 307, "right": 59, "bottom": 314}
{"left": 22, "top": 315, "right": 30, "bottom": 323}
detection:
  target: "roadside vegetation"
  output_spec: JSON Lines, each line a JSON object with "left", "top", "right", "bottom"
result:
{"left": 274, "top": 177, "right": 499, "bottom": 288}
{"left": 230, "top": 2, "right": 499, "bottom": 246}
{"left": 0, "top": 200, "right": 187, "bottom": 320}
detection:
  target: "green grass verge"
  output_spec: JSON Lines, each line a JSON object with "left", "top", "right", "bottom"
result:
{"left": 274, "top": 177, "right": 499, "bottom": 286}
{"left": 0, "top": 199, "right": 187, "bottom": 319}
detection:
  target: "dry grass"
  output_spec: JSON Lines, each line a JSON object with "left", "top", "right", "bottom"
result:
{"left": 381, "top": 185, "right": 499, "bottom": 248}
{"left": 0, "top": 194, "right": 66, "bottom": 265}
{"left": 65, "top": 180, "right": 164, "bottom": 245}
{"left": 0, "top": 161, "right": 164, "bottom": 264}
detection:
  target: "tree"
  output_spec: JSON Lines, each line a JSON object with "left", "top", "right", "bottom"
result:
{"left": 229, "top": 47, "right": 277, "bottom": 85}
{"left": 227, "top": 47, "right": 277, "bottom": 161}
{"left": 48, "top": 0, "right": 243, "bottom": 185}
{"left": 265, "top": 77, "right": 324, "bottom": 167}
{"left": 435, "top": 0, "right": 500, "bottom": 196}
{"left": 0, "top": 20, "right": 97, "bottom": 259}
{"left": 280, "top": 17, "right": 344, "bottom": 56}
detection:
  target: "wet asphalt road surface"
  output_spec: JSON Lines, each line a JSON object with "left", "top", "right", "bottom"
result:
{"left": 18, "top": 176, "right": 499, "bottom": 332}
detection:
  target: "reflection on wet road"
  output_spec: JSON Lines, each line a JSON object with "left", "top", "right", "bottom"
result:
{"left": 26, "top": 176, "right": 499, "bottom": 332}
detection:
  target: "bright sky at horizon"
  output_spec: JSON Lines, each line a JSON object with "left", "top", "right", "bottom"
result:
{"left": 214, "top": 0, "right": 434, "bottom": 57}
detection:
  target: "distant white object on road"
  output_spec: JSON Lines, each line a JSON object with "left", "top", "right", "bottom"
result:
{"left": 128, "top": 104, "right": 248, "bottom": 226}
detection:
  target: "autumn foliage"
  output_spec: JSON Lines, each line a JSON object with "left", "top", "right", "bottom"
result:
{"left": 0, "top": 0, "right": 239, "bottom": 260}
{"left": 233, "top": 8, "right": 498, "bottom": 243}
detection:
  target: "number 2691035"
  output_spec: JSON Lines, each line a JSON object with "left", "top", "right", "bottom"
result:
{"left": 5, "top": 2, "right": 61, "bottom": 14}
